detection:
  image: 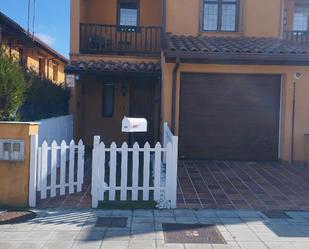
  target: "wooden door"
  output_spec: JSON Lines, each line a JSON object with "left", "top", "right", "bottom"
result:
{"left": 129, "top": 82, "right": 158, "bottom": 146}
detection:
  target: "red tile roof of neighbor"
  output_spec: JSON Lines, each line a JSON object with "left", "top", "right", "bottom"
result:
{"left": 65, "top": 60, "right": 161, "bottom": 74}
{"left": 164, "top": 34, "right": 309, "bottom": 65}
{"left": 0, "top": 11, "right": 68, "bottom": 63}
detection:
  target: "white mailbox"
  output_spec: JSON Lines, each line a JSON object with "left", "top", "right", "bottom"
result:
{"left": 0, "top": 139, "right": 24, "bottom": 161}
{"left": 122, "top": 117, "right": 147, "bottom": 133}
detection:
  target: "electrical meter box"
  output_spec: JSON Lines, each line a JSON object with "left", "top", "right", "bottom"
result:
{"left": 0, "top": 139, "right": 24, "bottom": 161}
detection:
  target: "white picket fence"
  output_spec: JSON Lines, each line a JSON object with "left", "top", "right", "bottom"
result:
{"left": 36, "top": 140, "right": 85, "bottom": 199}
{"left": 38, "top": 115, "right": 73, "bottom": 146}
{"left": 91, "top": 126, "right": 178, "bottom": 208}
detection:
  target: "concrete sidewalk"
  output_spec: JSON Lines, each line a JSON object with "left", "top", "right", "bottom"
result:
{"left": 1, "top": 209, "right": 309, "bottom": 249}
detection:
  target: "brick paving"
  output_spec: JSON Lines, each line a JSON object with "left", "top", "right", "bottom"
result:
{"left": 177, "top": 161, "right": 309, "bottom": 211}
{"left": 37, "top": 158, "right": 92, "bottom": 209}
{"left": 38, "top": 159, "right": 309, "bottom": 211}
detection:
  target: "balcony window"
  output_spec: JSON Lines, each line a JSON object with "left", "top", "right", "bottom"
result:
{"left": 118, "top": 0, "right": 139, "bottom": 27}
{"left": 203, "top": 0, "right": 239, "bottom": 32}
{"left": 293, "top": 5, "right": 309, "bottom": 31}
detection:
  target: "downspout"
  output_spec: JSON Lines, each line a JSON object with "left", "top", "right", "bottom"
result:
{"left": 171, "top": 57, "right": 180, "bottom": 133}
{"left": 162, "top": 0, "right": 167, "bottom": 33}
{"left": 291, "top": 81, "right": 296, "bottom": 165}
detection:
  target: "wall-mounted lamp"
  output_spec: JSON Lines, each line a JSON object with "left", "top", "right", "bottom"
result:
{"left": 294, "top": 72, "right": 302, "bottom": 80}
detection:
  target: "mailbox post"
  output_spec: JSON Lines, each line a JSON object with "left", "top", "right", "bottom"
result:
{"left": 122, "top": 117, "right": 148, "bottom": 145}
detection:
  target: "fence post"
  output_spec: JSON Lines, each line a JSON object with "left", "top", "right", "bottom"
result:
{"left": 91, "top": 136, "right": 100, "bottom": 208}
{"left": 77, "top": 140, "right": 85, "bottom": 192}
{"left": 163, "top": 122, "right": 168, "bottom": 164}
{"left": 165, "top": 142, "right": 173, "bottom": 204}
{"left": 163, "top": 122, "right": 167, "bottom": 148}
{"left": 29, "top": 134, "right": 38, "bottom": 207}
{"left": 170, "top": 136, "right": 179, "bottom": 208}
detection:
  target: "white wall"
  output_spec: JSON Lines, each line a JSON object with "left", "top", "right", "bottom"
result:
{"left": 38, "top": 115, "right": 73, "bottom": 145}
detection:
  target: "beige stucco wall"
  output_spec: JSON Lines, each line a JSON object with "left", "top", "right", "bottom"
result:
{"left": 26, "top": 50, "right": 66, "bottom": 84}
{"left": 166, "top": 0, "right": 283, "bottom": 38}
{"left": 79, "top": 0, "right": 162, "bottom": 26}
{"left": 161, "top": 61, "right": 309, "bottom": 163}
{"left": 0, "top": 123, "right": 39, "bottom": 207}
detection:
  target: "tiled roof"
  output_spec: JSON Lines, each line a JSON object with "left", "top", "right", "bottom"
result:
{"left": 65, "top": 60, "right": 161, "bottom": 74}
{"left": 166, "top": 34, "right": 309, "bottom": 54}
{"left": 165, "top": 34, "right": 309, "bottom": 65}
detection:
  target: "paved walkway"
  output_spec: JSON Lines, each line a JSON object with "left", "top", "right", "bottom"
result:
{"left": 38, "top": 160, "right": 309, "bottom": 211}
{"left": 178, "top": 161, "right": 309, "bottom": 210}
{"left": 1, "top": 209, "right": 309, "bottom": 249}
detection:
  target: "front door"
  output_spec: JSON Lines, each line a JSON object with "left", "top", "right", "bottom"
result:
{"left": 129, "top": 82, "right": 159, "bottom": 146}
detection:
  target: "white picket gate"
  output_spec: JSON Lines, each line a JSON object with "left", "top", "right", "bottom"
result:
{"left": 91, "top": 124, "right": 178, "bottom": 209}
{"left": 36, "top": 140, "right": 85, "bottom": 200}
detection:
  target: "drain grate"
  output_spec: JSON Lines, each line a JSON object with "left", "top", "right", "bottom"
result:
{"left": 162, "top": 223, "right": 226, "bottom": 244}
{"left": 262, "top": 210, "right": 291, "bottom": 219}
{"left": 96, "top": 217, "right": 128, "bottom": 228}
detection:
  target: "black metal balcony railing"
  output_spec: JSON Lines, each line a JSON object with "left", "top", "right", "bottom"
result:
{"left": 80, "top": 23, "right": 162, "bottom": 55}
{"left": 283, "top": 31, "right": 309, "bottom": 45}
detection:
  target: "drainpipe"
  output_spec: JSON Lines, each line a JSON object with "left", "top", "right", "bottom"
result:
{"left": 291, "top": 81, "right": 296, "bottom": 165}
{"left": 171, "top": 57, "right": 180, "bottom": 133}
{"left": 162, "top": 0, "right": 167, "bottom": 34}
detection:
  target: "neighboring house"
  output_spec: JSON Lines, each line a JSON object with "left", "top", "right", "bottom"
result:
{"left": 0, "top": 11, "right": 68, "bottom": 84}
{"left": 67, "top": 0, "right": 309, "bottom": 165}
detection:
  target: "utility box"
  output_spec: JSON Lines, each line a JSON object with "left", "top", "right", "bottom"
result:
{"left": 122, "top": 117, "right": 147, "bottom": 133}
{"left": 0, "top": 122, "right": 39, "bottom": 207}
{"left": 0, "top": 139, "right": 24, "bottom": 161}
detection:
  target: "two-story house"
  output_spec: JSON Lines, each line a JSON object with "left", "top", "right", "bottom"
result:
{"left": 0, "top": 11, "right": 68, "bottom": 84}
{"left": 67, "top": 0, "right": 309, "bottom": 165}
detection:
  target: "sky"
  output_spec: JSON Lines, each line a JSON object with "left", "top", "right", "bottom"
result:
{"left": 0, "top": 0, "right": 70, "bottom": 58}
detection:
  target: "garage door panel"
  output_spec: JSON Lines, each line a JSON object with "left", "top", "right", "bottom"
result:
{"left": 180, "top": 114, "right": 280, "bottom": 127}
{"left": 179, "top": 73, "right": 281, "bottom": 161}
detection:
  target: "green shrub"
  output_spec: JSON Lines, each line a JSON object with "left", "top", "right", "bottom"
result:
{"left": 19, "top": 71, "right": 70, "bottom": 121}
{"left": 0, "top": 48, "right": 25, "bottom": 121}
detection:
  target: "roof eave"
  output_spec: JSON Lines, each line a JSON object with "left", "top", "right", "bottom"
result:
{"left": 64, "top": 68, "right": 162, "bottom": 76}
{"left": 164, "top": 51, "right": 309, "bottom": 66}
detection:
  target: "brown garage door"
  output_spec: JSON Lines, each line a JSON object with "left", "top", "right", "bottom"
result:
{"left": 179, "top": 73, "right": 281, "bottom": 161}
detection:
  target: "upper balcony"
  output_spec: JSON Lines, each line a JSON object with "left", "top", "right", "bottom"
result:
{"left": 77, "top": 0, "right": 163, "bottom": 56}
{"left": 283, "top": 0, "right": 309, "bottom": 45}
{"left": 283, "top": 31, "right": 309, "bottom": 45}
{"left": 80, "top": 23, "right": 162, "bottom": 55}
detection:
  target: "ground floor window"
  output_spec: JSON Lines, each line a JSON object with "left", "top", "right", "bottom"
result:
{"left": 101, "top": 83, "right": 115, "bottom": 117}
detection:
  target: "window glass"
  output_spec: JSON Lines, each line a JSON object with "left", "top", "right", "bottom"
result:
{"left": 222, "top": 4, "right": 236, "bottom": 31}
{"left": 294, "top": 6, "right": 309, "bottom": 31}
{"left": 203, "top": 0, "right": 238, "bottom": 32}
{"left": 204, "top": 4, "right": 218, "bottom": 31}
{"left": 119, "top": 2, "right": 138, "bottom": 26}
{"left": 102, "top": 84, "right": 115, "bottom": 117}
